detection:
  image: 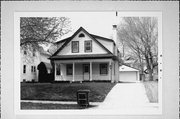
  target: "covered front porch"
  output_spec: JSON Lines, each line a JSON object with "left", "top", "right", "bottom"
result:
{"left": 54, "top": 59, "right": 116, "bottom": 83}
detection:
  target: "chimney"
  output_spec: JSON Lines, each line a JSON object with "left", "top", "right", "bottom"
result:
{"left": 112, "top": 11, "right": 118, "bottom": 45}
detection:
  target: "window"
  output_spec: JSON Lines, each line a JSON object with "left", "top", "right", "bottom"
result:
{"left": 33, "top": 52, "right": 35, "bottom": 56}
{"left": 23, "top": 65, "right": 26, "bottom": 74}
{"left": 31, "top": 66, "right": 34, "bottom": 72}
{"left": 79, "top": 33, "right": 85, "bottom": 37}
{"left": 84, "top": 40, "right": 92, "bottom": 52}
{"left": 56, "top": 64, "right": 61, "bottom": 75}
{"left": 34, "top": 66, "right": 36, "bottom": 72}
{"left": 100, "top": 63, "right": 108, "bottom": 75}
{"left": 31, "top": 66, "right": 36, "bottom": 73}
{"left": 72, "top": 41, "right": 79, "bottom": 53}
{"left": 24, "top": 50, "right": 27, "bottom": 55}
{"left": 33, "top": 49, "right": 36, "bottom": 56}
{"left": 66, "top": 64, "right": 73, "bottom": 75}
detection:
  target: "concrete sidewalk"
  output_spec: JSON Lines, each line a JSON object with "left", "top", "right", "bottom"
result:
{"left": 21, "top": 100, "right": 101, "bottom": 106}
{"left": 96, "top": 82, "right": 159, "bottom": 111}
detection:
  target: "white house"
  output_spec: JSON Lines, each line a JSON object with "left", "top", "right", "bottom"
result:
{"left": 49, "top": 27, "right": 121, "bottom": 83}
{"left": 21, "top": 47, "right": 52, "bottom": 82}
{"left": 119, "top": 65, "right": 140, "bottom": 82}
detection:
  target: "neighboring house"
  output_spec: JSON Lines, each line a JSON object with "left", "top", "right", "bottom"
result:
{"left": 119, "top": 65, "right": 140, "bottom": 82}
{"left": 21, "top": 47, "right": 52, "bottom": 82}
{"left": 49, "top": 27, "right": 121, "bottom": 83}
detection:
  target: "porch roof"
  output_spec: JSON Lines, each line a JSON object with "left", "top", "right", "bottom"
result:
{"left": 49, "top": 54, "right": 118, "bottom": 60}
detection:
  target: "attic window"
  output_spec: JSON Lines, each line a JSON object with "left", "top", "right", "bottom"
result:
{"left": 79, "top": 33, "right": 85, "bottom": 38}
{"left": 72, "top": 41, "right": 79, "bottom": 53}
{"left": 84, "top": 40, "right": 92, "bottom": 52}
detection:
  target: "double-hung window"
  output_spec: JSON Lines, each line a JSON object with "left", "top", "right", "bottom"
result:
{"left": 100, "top": 63, "right": 108, "bottom": 75}
{"left": 84, "top": 40, "right": 92, "bottom": 52}
{"left": 31, "top": 66, "right": 34, "bottom": 73}
{"left": 23, "top": 65, "right": 26, "bottom": 74}
{"left": 31, "top": 66, "right": 36, "bottom": 73}
{"left": 72, "top": 41, "right": 79, "bottom": 53}
{"left": 34, "top": 66, "right": 36, "bottom": 72}
{"left": 66, "top": 64, "right": 73, "bottom": 75}
{"left": 56, "top": 64, "right": 61, "bottom": 75}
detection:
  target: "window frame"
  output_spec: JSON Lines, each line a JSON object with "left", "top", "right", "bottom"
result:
{"left": 78, "top": 33, "right": 85, "bottom": 38}
{"left": 56, "top": 64, "right": 61, "bottom": 75}
{"left": 31, "top": 66, "right": 34, "bottom": 73}
{"left": 84, "top": 40, "right": 92, "bottom": 52}
{"left": 71, "top": 41, "right": 79, "bottom": 53}
{"left": 23, "top": 65, "right": 26, "bottom": 74}
{"left": 34, "top": 66, "right": 36, "bottom": 72}
{"left": 24, "top": 50, "right": 27, "bottom": 55}
{"left": 100, "top": 63, "right": 108, "bottom": 75}
{"left": 66, "top": 64, "right": 73, "bottom": 75}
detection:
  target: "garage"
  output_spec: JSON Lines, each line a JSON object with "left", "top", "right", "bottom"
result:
{"left": 119, "top": 65, "right": 139, "bottom": 83}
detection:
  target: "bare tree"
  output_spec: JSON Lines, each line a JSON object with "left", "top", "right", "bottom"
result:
{"left": 117, "top": 17, "right": 158, "bottom": 81}
{"left": 20, "top": 17, "right": 71, "bottom": 51}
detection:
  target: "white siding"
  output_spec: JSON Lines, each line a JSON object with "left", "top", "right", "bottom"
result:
{"left": 20, "top": 51, "right": 40, "bottom": 82}
{"left": 96, "top": 38, "right": 114, "bottom": 53}
{"left": 92, "top": 63, "right": 110, "bottom": 81}
{"left": 54, "top": 62, "right": 111, "bottom": 81}
{"left": 39, "top": 53, "right": 51, "bottom": 63}
{"left": 119, "top": 71, "right": 138, "bottom": 82}
{"left": 57, "top": 31, "right": 107, "bottom": 55}
{"left": 20, "top": 50, "right": 51, "bottom": 82}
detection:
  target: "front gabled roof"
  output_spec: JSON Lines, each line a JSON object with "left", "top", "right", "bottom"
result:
{"left": 51, "top": 27, "right": 113, "bottom": 57}
{"left": 90, "top": 34, "right": 115, "bottom": 45}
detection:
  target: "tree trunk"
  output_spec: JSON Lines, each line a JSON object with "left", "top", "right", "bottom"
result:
{"left": 147, "top": 68, "right": 153, "bottom": 81}
{"left": 145, "top": 55, "right": 154, "bottom": 81}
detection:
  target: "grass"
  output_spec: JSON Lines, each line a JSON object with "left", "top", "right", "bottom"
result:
{"left": 21, "top": 82, "right": 116, "bottom": 102}
{"left": 143, "top": 81, "right": 158, "bottom": 103}
{"left": 21, "top": 102, "right": 97, "bottom": 110}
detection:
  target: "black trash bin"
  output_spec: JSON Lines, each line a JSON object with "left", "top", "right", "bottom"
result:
{"left": 77, "top": 90, "right": 90, "bottom": 107}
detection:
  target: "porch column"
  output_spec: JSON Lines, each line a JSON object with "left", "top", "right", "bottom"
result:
{"left": 60, "top": 63, "right": 64, "bottom": 81}
{"left": 90, "top": 62, "right": 92, "bottom": 81}
{"left": 73, "top": 62, "right": 75, "bottom": 82}
{"left": 109, "top": 61, "right": 113, "bottom": 83}
{"left": 54, "top": 63, "right": 56, "bottom": 81}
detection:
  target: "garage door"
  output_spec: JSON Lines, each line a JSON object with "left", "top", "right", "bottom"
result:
{"left": 119, "top": 71, "right": 137, "bottom": 82}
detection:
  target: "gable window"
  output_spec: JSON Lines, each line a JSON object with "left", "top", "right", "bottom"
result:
{"left": 56, "top": 64, "right": 61, "bottom": 75}
{"left": 100, "top": 63, "right": 108, "bottom": 75}
{"left": 23, "top": 65, "right": 26, "bottom": 74}
{"left": 72, "top": 41, "right": 79, "bottom": 53}
{"left": 79, "top": 33, "right": 85, "bottom": 38}
{"left": 84, "top": 40, "right": 92, "bottom": 52}
{"left": 66, "top": 64, "right": 73, "bottom": 75}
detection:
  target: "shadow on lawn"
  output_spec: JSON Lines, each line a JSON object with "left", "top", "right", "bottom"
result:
{"left": 21, "top": 102, "right": 98, "bottom": 110}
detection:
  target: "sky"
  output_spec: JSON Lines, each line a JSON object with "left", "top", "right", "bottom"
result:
{"left": 57, "top": 12, "right": 119, "bottom": 41}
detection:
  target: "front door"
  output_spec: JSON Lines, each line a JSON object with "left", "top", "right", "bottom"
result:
{"left": 83, "top": 64, "right": 90, "bottom": 81}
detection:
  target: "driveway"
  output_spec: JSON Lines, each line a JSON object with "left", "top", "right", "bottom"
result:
{"left": 94, "top": 82, "right": 159, "bottom": 113}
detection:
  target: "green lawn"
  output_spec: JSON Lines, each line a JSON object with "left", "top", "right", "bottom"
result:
{"left": 143, "top": 81, "right": 158, "bottom": 103}
{"left": 21, "top": 82, "right": 116, "bottom": 102}
{"left": 21, "top": 102, "right": 97, "bottom": 110}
